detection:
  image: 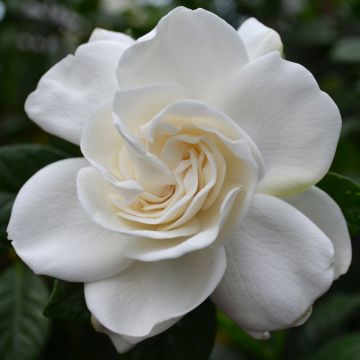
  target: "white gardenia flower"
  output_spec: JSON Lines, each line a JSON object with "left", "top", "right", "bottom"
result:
{"left": 8, "top": 7, "right": 352, "bottom": 352}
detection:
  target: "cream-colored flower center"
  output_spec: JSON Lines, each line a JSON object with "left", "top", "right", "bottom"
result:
{"left": 109, "top": 130, "right": 226, "bottom": 230}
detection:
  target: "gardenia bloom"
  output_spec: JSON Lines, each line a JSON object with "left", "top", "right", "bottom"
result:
{"left": 8, "top": 7, "right": 351, "bottom": 352}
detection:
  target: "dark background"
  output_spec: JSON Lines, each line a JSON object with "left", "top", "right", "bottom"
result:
{"left": 0, "top": 0, "right": 359, "bottom": 359}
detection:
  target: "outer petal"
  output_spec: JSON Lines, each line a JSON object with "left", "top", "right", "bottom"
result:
{"left": 212, "top": 52, "right": 341, "bottom": 196}
{"left": 92, "top": 317, "right": 135, "bottom": 353}
{"left": 89, "top": 28, "right": 134, "bottom": 45}
{"left": 238, "top": 17, "right": 283, "bottom": 60}
{"left": 284, "top": 186, "right": 352, "bottom": 279}
{"left": 25, "top": 40, "right": 128, "bottom": 144}
{"left": 7, "top": 158, "right": 131, "bottom": 282}
{"left": 212, "top": 194, "right": 335, "bottom": 334}
{"left": 85, "top": 246, "right": 226, "bottom": 340}
{"left": 117, "top": 7, "right": 248, "bottom": 96}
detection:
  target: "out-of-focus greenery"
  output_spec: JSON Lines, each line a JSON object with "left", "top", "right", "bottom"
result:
{"left": 0, "top": 0, "right": 359, "bottom": 359}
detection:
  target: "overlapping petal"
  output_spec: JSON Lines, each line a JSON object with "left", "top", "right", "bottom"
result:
{"left": 7, "top": 159, "right": 132, "bottom": 282}
{"left": 85, "top": 247, "right": 226, "bottom": 340}
{"left": 117, "top": 7, "right": 248, "bottom": 96}
{"left": 238, "top": 17, "right": 283, "bottom": 60}
{"left": 212, "top": 52, "right": 341, "bottom": 196}
{"left": 89, "top": 28, "right": 134, "bottom": 45}
{"left": 212, "top": 194, "right": 335, "bottom": 335}
{"left": 25, "top": 40, "right": 129, "bottom": 144}
{"left": 284, "top": 187, "right": 352, "bottom": 279}
{"left": 77, "top": 166, "right": 200, "bottom": 240}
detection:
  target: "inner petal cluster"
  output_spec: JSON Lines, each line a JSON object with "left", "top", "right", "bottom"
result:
{"left": 109, "top": 130, "right": 226, "bottom": 231}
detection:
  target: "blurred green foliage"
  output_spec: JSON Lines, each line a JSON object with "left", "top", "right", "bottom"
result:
{"left": 0, "top": 0, "right": 359, "bottom": 359}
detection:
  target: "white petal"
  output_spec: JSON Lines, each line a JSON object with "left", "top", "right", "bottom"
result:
{"left": 212, "top": 52, "right": 341, "bottom": 196}
{"left": 25, "top": 40, "right": 128, "bottom": 144}
{"left": 89, "top": 28, "right": 134, "bottom": 45}
{"left": 91, "top": 317, "right": 135, "bottom": 353}
{"left": 113, "top": 83, "right": 191, "bottom": 136}
{"left": 113, "top": 113, "right": 176, "bottom": 195}
{"left": 7, "top": 159, "right": 132, "bottom": 282}
{"left": 117, "top": 7, "right": 248, "bottom": 97}
{"left": 212, "top": 193, "right": 335, "bottom": 334}
{"left": 284, "top": 186, "right": 352, "bottom": 279}
{"left": 80, "top": 104, "right": 145, "bottom": 203}
{"left": 238, "top": 17, "right": 283, "bottom": 60}
{"left": 80, "top": 105, "right": 123, "bottom": 183}
{"left": 85, "top": 246, "right": 226, "bottom": 339}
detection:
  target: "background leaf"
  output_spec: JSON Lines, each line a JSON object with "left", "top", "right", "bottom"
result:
{"left": 44, "top": 280, "right": 90, "bottom": 320}
{"left": 308, "top": 334, "right": 360, "bottom": 360}
{"left": 289, "top": 293, "right": 360, "bottom": 359}
{"left": 318, "top": 172, "right": 360, "bottom": 236}
{"left": 215, "top": 312, "right": 285, "bottom": 360}
{"left": 0, "top": 262, "right": 50, "bottom": 360}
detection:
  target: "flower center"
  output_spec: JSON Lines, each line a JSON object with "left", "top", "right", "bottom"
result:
{"left": 109, "top": 131, "right": 226, "bottom": 230}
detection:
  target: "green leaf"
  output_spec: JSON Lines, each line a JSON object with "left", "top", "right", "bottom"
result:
{"left": 331, "top": 37, "right": 360, "bottom": 64}
{"left": 0, "top": 262, "right": 50, "bottom": 360}
{"left": 0, "top": 144, "right": 67, "bottom": 193}
{"left": 44, "top": 280, "right": 90, "bottom": 320}
{"left": 123, "top": 299, "right": 217, "bottom": 360}
{"left": 292, "top": 293, "right": 360, "bottom": 358}
{"left": 0, "top": 144, "right": 67, "bottom": 249}
{"left": 308, "top": 333, "right": 360, "bottom": 360}
{"left": 217, "top": 311, "right": 286, "bottom": 360}
{"left": 318, "top": 172, "right": 360, "bottom": 236}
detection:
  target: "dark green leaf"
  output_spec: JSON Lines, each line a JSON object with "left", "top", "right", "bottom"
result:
{"left": 291, "top": 293, "right": 360, "bottom": 358}
{"left": 308, "top": 333, "right": 360, "bottom": 360}
{"left": 0, "top": 144, "right": 67, "bottom": 193}
{"left": 318, "top": 172, "right": 360, "bottom": 236}
{"left": 44, "top": 280, "right": 90, "bottom": 320}
{"left": 0, "top": 262, "right": 50, "bottom": 360}
{"left": 123, "top": 299, "right": 217, "bottom": 360}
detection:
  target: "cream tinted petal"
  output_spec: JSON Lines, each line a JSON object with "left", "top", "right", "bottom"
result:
{"left": 238, "top": 17, "right": 283, "bottom": 60}
{"left": 120, "top": 184, "right": 242, "bottom": 261}
{"left": 7, "top": 159, "right": 132, "bottom": 282}
{"left": 212, "top": 52, "right": 341, "bottom": 196}
{"left": 284, "top": 186, "right": 352, "bottom": 279}
{"left": 25, "top": 41, "right": 129, "bottom": 144}
{"left": 113, "top": 113, "right": 176, "bottom": 194}
{"left": 85, "top": 247, "right": 226, "bottom": 338}
{"left": 140, "top": 99, "right": 264, "bottom": 175}
{"left": 212, "top": 194, "right": 335, "bottom": 333}
{"left": 77, "top": 167, "right": 200, "bottom": 239}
